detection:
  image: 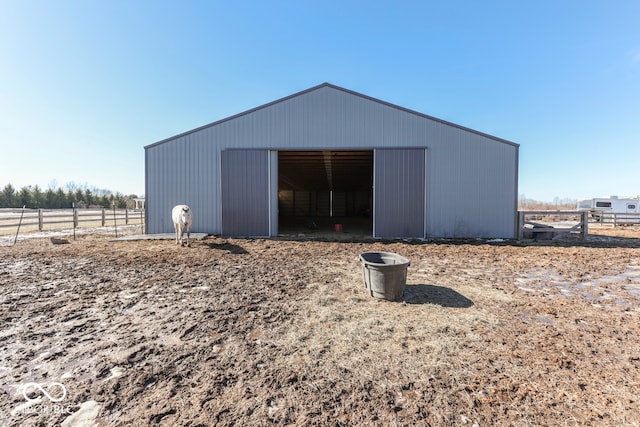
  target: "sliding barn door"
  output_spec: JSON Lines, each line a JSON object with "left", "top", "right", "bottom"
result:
{"left": 221, "top": 150, "right": 270, "bottom": 236}
{"left": 373, "top": 148, "right": 426, "bottom": 238}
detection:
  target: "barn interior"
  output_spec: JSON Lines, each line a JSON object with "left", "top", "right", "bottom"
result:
{"left": 278, "top": 150, "right": 373, "bottom": 236}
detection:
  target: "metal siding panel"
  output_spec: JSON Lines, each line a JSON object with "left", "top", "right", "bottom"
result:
{"left": 426, "top": 131, "right": 517, "bottom": 238}
{"left": 221, "top": 150, "right": 269, "bottom": 236}
{"left": 144, "top": 132, "right": 220, "bottom": 235}
{"left": 145, "top": 142, "right": 177, "bottom": 234}
{"left": 374, "top": 148, "right": 426, "bottom": 238}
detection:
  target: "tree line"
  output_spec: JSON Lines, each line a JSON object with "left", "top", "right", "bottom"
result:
{"left": 0, "top": 183, "right": 141, "bottom": 209}
{"left": 518, "top": 195, "right": 576, "bottom": 210}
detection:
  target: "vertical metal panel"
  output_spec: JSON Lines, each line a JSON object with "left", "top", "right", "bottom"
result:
{"left": 425, "top": 131, "right": 517, "bottom": 238}
{"left": 221, "top": 150, "right": 269, "bottom": 236}
{"left": 144, "top": 133, "right": 219, "bottom": 234}
{"left": 374, "top": 148, "right": 426, "bottom": 238}
{"left": 269, "top": 150, "right": 278, "bottom": 236}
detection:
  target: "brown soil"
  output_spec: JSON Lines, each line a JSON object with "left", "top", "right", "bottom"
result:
{"left": 1, "top": 227, "right": 640, "bottom": 426}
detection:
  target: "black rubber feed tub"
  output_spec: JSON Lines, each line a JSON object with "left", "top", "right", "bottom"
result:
{"left": 359, "top": 252, "right": 410, "bottom": 301}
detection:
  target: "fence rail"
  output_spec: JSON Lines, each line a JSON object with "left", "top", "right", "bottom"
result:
{"left": 585, "top": 211, "right": 640, "bottom": 226}
{"left": 0, "top": 208, "right": 145, "bottom": 236}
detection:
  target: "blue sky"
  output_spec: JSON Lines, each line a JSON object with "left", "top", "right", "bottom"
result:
{"left": 1, "top": 1, "right": 639, "bottom": 201}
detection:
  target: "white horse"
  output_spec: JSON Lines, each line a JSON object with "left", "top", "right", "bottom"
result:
{"left": 171, "top": 205, "right": 193, "bottom": 247}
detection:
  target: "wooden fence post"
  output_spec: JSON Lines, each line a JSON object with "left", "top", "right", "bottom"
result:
{"left": 102, "top": 209, "right": 106, "bottom": 226}
{"left": 38, "top": 209, "right": 43, "bottom": 231}
{"left": 125, "top": 209, "right": 129, "bottom": 225}
{"left": 112, "top": 204, "right": 118, "bottom": 238}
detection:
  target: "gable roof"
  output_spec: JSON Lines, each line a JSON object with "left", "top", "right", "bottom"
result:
{"left": 145, "top": 82, "right": 518, "bottom": 149}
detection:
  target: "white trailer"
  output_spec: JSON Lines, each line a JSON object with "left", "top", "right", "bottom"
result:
{"left": 577, "top": 196, "right": 640, "bottom": 223}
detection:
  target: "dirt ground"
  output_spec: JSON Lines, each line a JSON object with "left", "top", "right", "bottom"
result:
{"left": 1, "top": 226, "right": 640, "bottom": 426}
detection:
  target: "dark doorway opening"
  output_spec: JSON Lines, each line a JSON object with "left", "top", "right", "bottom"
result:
{"left": 278, "top": 150, "right": 373, "bottom": 237}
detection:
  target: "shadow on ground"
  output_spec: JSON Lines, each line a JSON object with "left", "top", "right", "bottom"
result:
{"left": 205, "top": 241, "right": 249, "bottom": 254}
{"left": 403, "top": 284, "right": 474, "bottom": 307}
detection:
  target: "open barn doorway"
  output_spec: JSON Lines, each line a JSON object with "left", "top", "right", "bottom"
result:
{"left": 278, "top": 150, "right": 373, "bottom": 237}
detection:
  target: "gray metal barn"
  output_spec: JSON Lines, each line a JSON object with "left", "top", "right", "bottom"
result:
{"left": 144, "top": 83, "right": 519, "bottom": 239}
